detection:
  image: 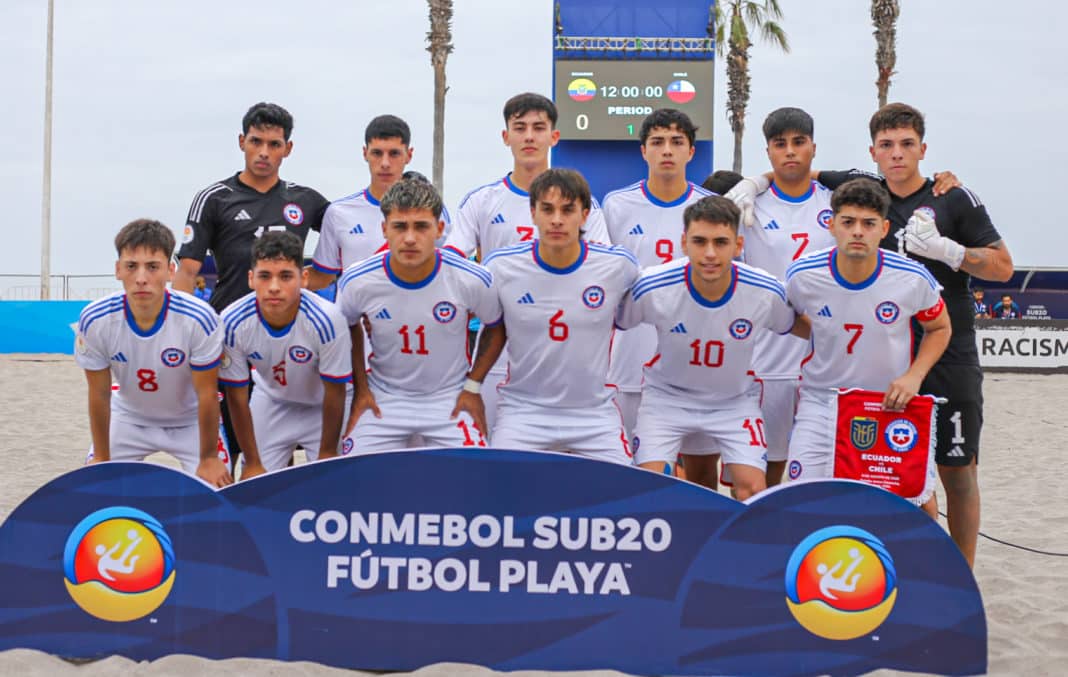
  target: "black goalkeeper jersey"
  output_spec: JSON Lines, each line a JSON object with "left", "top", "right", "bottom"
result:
{"left": 818, "top": 171, "right": 1001, "bottom": 366}
{"left": 177, "top": 173, "right": 329, "bottom": 311}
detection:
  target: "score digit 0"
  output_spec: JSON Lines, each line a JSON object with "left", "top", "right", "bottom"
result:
{"left": 576, "top": 114, "right": 589, "bottom": 131}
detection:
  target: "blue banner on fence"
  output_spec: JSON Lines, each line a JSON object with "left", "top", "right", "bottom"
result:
{"left": 0, "top": 450, "right": 985, "bottom": 676}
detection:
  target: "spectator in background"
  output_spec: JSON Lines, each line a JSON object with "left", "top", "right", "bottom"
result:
{"left": 193, "top": 276, "right": 212, "bottom": 302}
{"left": 972, "top": 287, "right": 989, "bottom": 318}
{"left": 993, "top": 294, "right": 1021, "bottom": 319}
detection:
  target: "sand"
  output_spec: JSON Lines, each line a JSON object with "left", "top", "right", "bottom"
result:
{"left": 1, "top": 354, "right": 1066, "bottom": 676}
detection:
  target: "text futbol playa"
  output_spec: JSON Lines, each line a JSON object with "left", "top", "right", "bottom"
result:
{"left": 290, "top": 510, "right": 671, "bottom": 595}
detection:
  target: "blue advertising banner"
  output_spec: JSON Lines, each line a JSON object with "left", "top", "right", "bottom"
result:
{"left": 0, "top": 450, "right": 985, "bottom": 676}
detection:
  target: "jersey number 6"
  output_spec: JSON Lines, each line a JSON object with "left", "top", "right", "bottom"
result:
{"left": 549, "top": 310, "right": 569, "bottom": 342}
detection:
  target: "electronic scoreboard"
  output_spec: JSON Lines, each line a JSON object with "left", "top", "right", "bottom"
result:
{"left": 553, "top": 59, "right": 714, "bottom": 141}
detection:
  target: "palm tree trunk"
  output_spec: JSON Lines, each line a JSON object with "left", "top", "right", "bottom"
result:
{"left": 726, "top": 25, "right": 751, "bottom": 173}
{"left": 427, "top": 0, "right": 454, "bottom": 195}
{"left": 872, "top": 0, "right": 899, "bottom": 108}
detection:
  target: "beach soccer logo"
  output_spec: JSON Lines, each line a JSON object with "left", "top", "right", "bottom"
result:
{"left": 785, "top": 525, "right": 897, "bottom": 640}
{"left": 433, "top": 301, "right": 457, "bottom": 324}
{"left": 885, "top": 419, "right": 919, "bottom": 453}
{"left": 582, "top": 285, "right": 606, "bottom": 309}
{"left": 817, "top": 209, "right": 833, "bottom": 229}
{"left": 62, "top": 507, "right": 176, "bottom": 622}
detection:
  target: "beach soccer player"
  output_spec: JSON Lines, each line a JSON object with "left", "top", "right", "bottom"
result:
{"left": 217, "top": 232, "right": 352, "bottom": 477}
{"left": 75, "top": 219, "right": 228, "bottom": 486}
{"left": 307, "top": 115, "right": 451, "bottom": 290}
{"left": 784, "top": 179, "right": 951, "bottom": 514}
{"left": 601, "top": 108, "right": 718, "bottom": 487}
{"left": 617, "top": 196, "right": 803, "bottom": 499}
{"left": 816, "top": 104, "right": 1012, "bottom": 566}
{"left": 173, "top": 102, "right": 330, "bottom": 473}
{"left": 736, "top": 107, "right": 837, "bottom": 487}
{"left": 336, "top": 179, "right": 504, "bottom": 452}
{"left": 444, "top": 92, "right": 612, "bottom": 432}
{"left": 482, "top": 169, "right": 638, "bottom": 463}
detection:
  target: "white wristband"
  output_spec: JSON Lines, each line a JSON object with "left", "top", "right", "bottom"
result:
{"left": 463, "top": 378, "right": 482, "bottom": 394}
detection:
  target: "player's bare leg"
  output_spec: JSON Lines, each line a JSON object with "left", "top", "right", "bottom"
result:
{"left": 939, "top": 460, "right": 979, "bottom": 567}
{"left": 724, "top": 464, "right": 766, "bottom": 501}
{"left": 680, "top": 454, "right": 718, "bottom": 491}
{"left": 921, "top": 492, "right": 938, "bottom": 521}
{"left": 765, "top": 460, "right": 786, "bottom": 487}
{"left": 639, "top": 461, "right": 675, "bottom": 476}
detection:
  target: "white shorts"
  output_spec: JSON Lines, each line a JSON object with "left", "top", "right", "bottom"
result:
{"left": 345, "top": 388, "right": 485, "bottom": 454}
{"left": 757, "top": 377, "right": 800, "bottom": 462}
{"left": 492, "top": 397, "right": 631, "bottom": 465}
{"left": 88, "top": 417, "right": 201, "bottom": 474}
{"left": 250, "top": 389, "right": 352, "bottom": 471}
{"left": 633, "top": 393, "right": 767, "bottom": 471}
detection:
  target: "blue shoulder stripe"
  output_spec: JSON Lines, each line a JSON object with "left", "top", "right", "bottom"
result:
{"left": 633, "top": 265, "right": 687, "bottom": 290}
{"left": 588, "top": 243, "right": 639, "bottom": 266}
{"left": 79, "top": 297, "right": 124, "bottom": 333}
{"left": 632, "top": 273, "right": 685, "bottom": 301}
{"left": 224, "top": 305, "right": 258, "bottom": 348}
{"left": 170, "top": 305, "right": 215, "bottom": 336}
{"left": 603, "top": 181, "right": 644, "bottom": 203}
{"left": 458, "top": 179, "right": 503, "bottom": 209}
{"left": 330, "top": 190, "right": 364, "bottom": 205}
{"left": 882, "top": 260, "right": 940, "bottom": 290}
{"left": 482, "top": 242, "right": 532, "bottom": 267}
{"left": 736, "top": 275, "right": 787, "bottom": 302}
{"left": 338, "top": 255, "right": 386, "bottom": 291}
{"left": 170, "top": 296, "right": 218, "bottom": 331}
{"left": 442, "top": 254, "right": 493, "bottom": 287}
{"left": 299, "top": 296, "right": 334, "bottom": 343}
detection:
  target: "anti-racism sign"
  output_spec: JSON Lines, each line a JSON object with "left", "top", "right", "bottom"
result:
{"left": 0, "top": 450, "right": 985, "bottom": 676}
{"left": 976, "top": 320, "right": 1068, "bottom": 371}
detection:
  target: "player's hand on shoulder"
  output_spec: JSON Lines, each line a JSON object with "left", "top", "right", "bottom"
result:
{"left": 904, "top": 209, "right": 965, "bottom": 270}
{"left": 931, "top": 171, "right": 962, "bottom": 196}
{"left": 197, "top": 457, "right": 234, "bottom": 488}
{"left": 239, "top": 459, "right": 267, "bottom": 481}
{"left": 724, "top": 175, "right": 771, "bottom": 228}
{"left": 882, "top": 372, "right": 922, "bottom": 412}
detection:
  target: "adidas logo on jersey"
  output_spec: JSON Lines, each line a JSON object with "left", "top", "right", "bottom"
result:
{"left": 517, "top": 292, "right": 535, "bottom": 304}
{"left": 947, "top": 446, "right": 967, "bottom": 458}
{"left": 817, "top": 305, "right": 833, "bottom": 318}
{"left": 234, "top": 209, "right": 252, "bottom": 221}
{"left": 764, "top": 220, "right": 781, "bottom": 230}
{"left": 248, "top": 351, "right": 263, "bottom": 361}
{"left": 629, "top": 224, "right": 645, "bottom": 235}
{"left": 669, "top": 323, "right": 687, "bottom": 334}
{"left": 375, "top": 308, "right": 392, "bottom": 320}
{"left": 349, "top": 224, "right": 364, "bottom": 234}
{"left": 110, "top": 352, "right": 128, "bottom": 363}
{"left": 491, "top": 213, "right": 506, "bottom": 224}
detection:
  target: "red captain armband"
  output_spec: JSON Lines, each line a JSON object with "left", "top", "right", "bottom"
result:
{"left": 916, "top": 297, "right": 945, "bottom": 322}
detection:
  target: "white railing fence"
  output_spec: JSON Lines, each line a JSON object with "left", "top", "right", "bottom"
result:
{"left": 0, "top": 275, "right": 121, "bottom": 301}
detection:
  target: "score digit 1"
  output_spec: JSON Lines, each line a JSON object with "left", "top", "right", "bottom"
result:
{"left": 627, "top": 124, "right": 635, "bottom": 136}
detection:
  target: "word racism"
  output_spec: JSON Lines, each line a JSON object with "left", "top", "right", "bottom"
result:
{"left": 980, "top": 335, "right": 1068, "bottom": 358}
{"left": 290, "top": 510, "right": 673, "bottom": 596}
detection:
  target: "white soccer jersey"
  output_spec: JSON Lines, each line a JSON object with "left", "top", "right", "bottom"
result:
{"left": 483, "top": 240, "right": 639, "bottom": 408}
{"left": 311, "top": 188, "right": 452, "bottom": 275}
{"left": 218, "top": 289, "right": 353, "bottom": 405}
{"left": 603, "top": 180, "right": 714, "bottom": 392}
{"left": 746, "top": 181, "right": 836, "bottom": 379}
{"left": 617, "top": 259, "right": 795, "bottom": 407}
{"left": 445, "top": 173, "right": 611, "bottom": 258}
{"left": 785, "top": 247, "right": 944, "bottom": 392}
{"left": 337, "top": 249, "right": 502, "bottom": 396}
{"left": 75, "top": 290, "right": 222, "bottom": 427}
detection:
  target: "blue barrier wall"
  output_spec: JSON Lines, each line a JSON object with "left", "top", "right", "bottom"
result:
{"left": 0, "top": 301, "right": 88, "bottom": 354}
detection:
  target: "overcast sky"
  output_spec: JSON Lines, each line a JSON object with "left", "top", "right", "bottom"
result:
{"left": 2, "top": 0, "right": 1064, "bottom": 281}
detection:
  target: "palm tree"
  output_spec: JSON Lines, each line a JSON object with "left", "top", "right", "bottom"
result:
{"left": 715, "top": 1, "right": 790, "bottom": 173}
{"left": 872, "top": 0, "right": 900, "bottom": 108}
{"left": 426, "top": 0, "right": 454, "bottom": 194}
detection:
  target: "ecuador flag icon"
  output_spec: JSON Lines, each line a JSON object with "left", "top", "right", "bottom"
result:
{"left": 667, "top": 80, "right": 697, "bottom": 104}
{"left": 568, "top": 78, "right": 597, "bottom": 102}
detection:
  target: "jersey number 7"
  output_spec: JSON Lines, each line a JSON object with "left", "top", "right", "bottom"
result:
{"left": 843, "top": 323, "right": 864, "bottom": 354}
